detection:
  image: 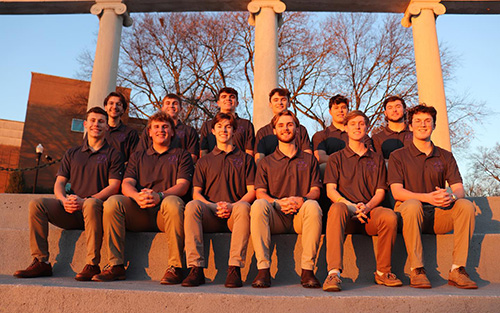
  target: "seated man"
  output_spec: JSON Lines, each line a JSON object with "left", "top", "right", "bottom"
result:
{"left": 323, "top": 111, "right": 401, "bottom": 292}
{"left": 14, "top": 107, "right": 123, "bottom": 280}
{"left": 389, "top": 104, "right": 477, "bottom": 289}
{"left": 136, "top": 93, "right": 200, "bottom": 162}
{"left": 182, "top": 112, "right": 256, "bottom": 288}
{"left": 200, "top": 87, "right": 255, "bottom": 157}
{"left": 371, "top": 96, "right": 412, "bottom": 160}
{"left": 254, "top": 88, "right": 311, "bottom": 163}
{"left": 250, "top": 110, "right": 323, "bottom": 288}
{"left": 103, "top": 91, "right": 140, "bottom": 162}
{"left": 94, "top": 111, "right": 194, "bottom": 283}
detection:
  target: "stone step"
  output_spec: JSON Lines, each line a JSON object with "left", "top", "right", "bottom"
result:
{"left": 1, "top": 228, "right": 499, "bottom": 284}
{"left": 1, "top": 275, "right": 499, "bottom": 313}
{"left": 1, "top": 194, "right": 499, "bottom": 234}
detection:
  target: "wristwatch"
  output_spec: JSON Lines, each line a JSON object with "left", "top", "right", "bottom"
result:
{"left": 158, "top": 191, "right": 164, "bottom": 202}
{"left": 450, "top": 193, "right": 457, "bottom": 201}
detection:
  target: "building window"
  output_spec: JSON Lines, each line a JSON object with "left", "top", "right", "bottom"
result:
{"left": 71, "top": 119, "right": 84, "bottom": 133}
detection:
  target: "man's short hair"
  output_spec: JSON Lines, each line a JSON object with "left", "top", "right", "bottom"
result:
{"left": 407, "top": 104, "right": 437, "bottom": 126}
{"left": 217, "top": 87, "right": 238, "bottom": 101}
{"left": 383, "top": 95, "right": 406, "bottom": 110}
{"left": 86, "top": 107, "right": 108, "bottom": 121}
{"left": 268, "top": 88, "right": 291, "bottom": 102}
{"left": 329, "top": 94, "right": 350, "bottom": 110}
{"left": 162, "top": 93, "right": 182, "bottom": 106}
{"left": 211, "top": 112, "right": 237, "bottom": 130}
{"left": 103, "top": 92, "right": 128, "bottom": 112}
{"left": 271, "top": 110, "right": 300, "bottom": 129}
{"left": 344, "top": 110, "right": 369, "bottom": 126}
{"left": 146, "top": 111, "right": 176, "bottom": 138}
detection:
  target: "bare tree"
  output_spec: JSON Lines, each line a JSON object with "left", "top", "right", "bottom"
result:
{"left": 465, "top": 143, "right": 500, "bottom": 197}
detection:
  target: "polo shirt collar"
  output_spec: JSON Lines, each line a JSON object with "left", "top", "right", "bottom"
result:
{"left": 108, "top": 121, "right": 124, "bottom": 132}
{"left": 273, "top": 146, "right": 302, "bottom": 160}
{"left": 384, "top": 124, "right": 409, "bottom": 135}
{"left": 175, "top": 120, "right": 184, "bottom": 128}
{"left": 81, "top": 139, "right": 109, "bottom": 153}
{"left": 343, "top": 144, "right": 373, "bottom": 159}
{"left": 212, "top": 146, "right": 239, "bottom": 156}
{"left": 147, "top": 144, "right": 173, "bottom": 156}
{"left": 408, "top": 141, "right": 440, "bottom": 158}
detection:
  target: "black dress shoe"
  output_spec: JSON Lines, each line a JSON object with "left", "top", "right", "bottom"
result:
{"left": 301, "top": 269, "right": 321, "bottom": 288}
{"left": 181, "top": 267, "right": 205, "bottom": 287}
{"left": 225, "top": 266, "right": 242, "bottom": 288}
{"left": 252, "top": 268, "right": 271, "bottom": 288}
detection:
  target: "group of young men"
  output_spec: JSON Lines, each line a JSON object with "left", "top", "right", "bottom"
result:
{"left": 14, "top": 87, "right": 477, "bottom": 291}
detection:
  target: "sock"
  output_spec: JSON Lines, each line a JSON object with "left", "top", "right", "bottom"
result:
{"left": 376, "top": 270, "right": 384, "bottom": 276}
{"left": 451, "top": 264, "right": 461, "bottom": 271}
{"left": 328, "top": 269, "right": 340, "bottom": 276}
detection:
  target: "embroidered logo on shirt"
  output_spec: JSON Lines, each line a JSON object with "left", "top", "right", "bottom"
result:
{"left": 230, "top": 156, "right": 244, "bottom": 169}
{"left": 96, "top": 154, "right": 108, "bottom": 164}
{"left": 177, "top": 129, "right": 185, "bottom": 139}
{"left": 365, "top": 159, "right": 377, "bottom": 172}
{"left": 432, "top": 159, "right": 445, "bottom": 173}
{"left": 296, "top": 160, "right": 308, "bottom": 170}
{"left": 167, "top": 154, "right": 179, "bottom": 164}
{"left": 116, "top": 133, "right": 127, "bottom": 142}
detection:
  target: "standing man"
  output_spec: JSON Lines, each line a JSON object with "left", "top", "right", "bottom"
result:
{"left": 200, "top": 87, "right": 255, "bottom": 158}
{"left": 388, "top": 104, "right": 477, "bottom": 289}
{"left": 94, "top": 111, "right": 194, "bottom": 283}
{"left": 254, "top": 88, "right": 312, "bottom": 163}
{"left": 14, "top": 107, "right": 123, "bottom": 281}
{"left": 313, "top": 95, "right": 372, "bottom": 166}
{"left": 250, "top": 110, "right": 323, "bottom": 288}
{"left": 103, "top": 92, "right": 139, "bottom": 162}
{"left": 137, "top": 94, "right": 200, "bottom": 162}
{"left": 323, "top": 111, "right": 401, "bottom": 292}
{"left": 182, "top": 113, "right": 256, "bottom": 288}
{"left": 372, "top": 96, "right": 412, "bottom": 160}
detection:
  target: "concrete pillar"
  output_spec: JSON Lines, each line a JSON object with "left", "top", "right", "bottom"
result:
{"left": 88, "top": 1, "right": 133, "bottom": 110}
{"left": 402, "top": 0, "right": 450, "bottom": 151}
{"left": 248, "top": 0, "right": 286, "bottom": 130}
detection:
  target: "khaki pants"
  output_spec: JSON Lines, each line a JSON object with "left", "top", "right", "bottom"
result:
{"left": 29, "top": 197, "right": 103, "bottom": 265}
{"left": 102, "top": 195, "right": 185, "bottom": 267}
{"left": 184, "top": 200, "right": 250, "bottom": 268}
{"left": 250, "top": 199, "right": 322, "bottom": 270}
{"left": 326, "top": 203, "right": 397, "bottom": 273}
{"left": 395, "top": 198, "right": 475, "bottom": 269}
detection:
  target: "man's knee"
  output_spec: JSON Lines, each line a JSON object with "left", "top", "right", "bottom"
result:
{"left": 250, "top": 199, "right": 271, "bottom": 218}
{"left": 453, "top": 198, "right": 476, "bottom": 218}
{"left": 399, "top": 199, "right": 423, "bottom": 218}
{"left": 82, "top": 197, "right": 103, "bottom": 217}
{"left": 302, "top": 200, "right": 323, "bottom": 219}
{"left": 378, "top": 208, "right": 398, "bottom": 229}
{"left": 102, "top": 195, "right": 125, "bottom": 217}
{"left": 184, "top": 199, "right": 203, "bottom": 219}
{"left": 328, "top": 202, "right": 348, "bottom": 219}
{"left": 29, "top": 198, "right": 47, "bottom": 217}
{"left": 232, "top": 202, "right": 251, "bottom": 218}
{"left": 161, "top": 195, "right": 185, "bottom": 216}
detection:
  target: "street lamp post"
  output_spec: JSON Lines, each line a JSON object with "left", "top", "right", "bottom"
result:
{"left": 33, "top": 143, "right": 44, "bottom": 194}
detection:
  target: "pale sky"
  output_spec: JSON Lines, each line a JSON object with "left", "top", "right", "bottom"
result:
{"left": 0, "top": 12, "right": 498, "bottom": 172}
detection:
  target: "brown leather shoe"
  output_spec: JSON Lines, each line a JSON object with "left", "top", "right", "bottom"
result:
{"left": 323, "top": 273, "right": 342, "bottom": 292}
{"left": 181, "top": 267, "right": 205, "bottom": 287}
{"left": 410, "top": 267, "right": 432, "bottom": 288}
{"left": 301, "top": 269, "right": 321, "bottom": 288}
{"left": 374, "top": 272, "right": 403, "bottom": 287}
{"left": 91, "top": 265, "right": 126, "bottom": 282}
{"left": 75, "top": 264, "right": 100, "bottom": 281}
{"left": 224, "top": 266, "right": 242, "bottom": 288}
{"left": 160, "top": 266, "right": 183, "bottom": 285}
{"left": 252, "top": 268, "right": 271, "bottom": 288}
{"left": 448, "top": 267, "right": 478, "bottom": 289}
{"left": 14, "top": 259, "right": 52, "bottom": 278}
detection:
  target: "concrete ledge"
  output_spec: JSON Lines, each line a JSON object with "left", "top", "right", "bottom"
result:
{"left": 2, "top": 229, "right": 499, "bottom": 284}
{"left": 1, "top": 276, "right": 499, "bottom": 313}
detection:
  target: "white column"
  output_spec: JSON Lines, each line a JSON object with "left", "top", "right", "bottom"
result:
{"left": 88, "top": 1, "right": 132, "bottom": 110}
{"left": 402, "top": 0, "right": 450, "bottom": 151}
{"left": 248, "top": 0, "right": 286, "bottom": 130}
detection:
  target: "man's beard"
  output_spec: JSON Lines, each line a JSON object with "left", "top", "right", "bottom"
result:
{"left": 277, "top": 131, "right": 296, "bottom": 144}
{"left": 387, "top": 116, "right": 404, "bottom": 123}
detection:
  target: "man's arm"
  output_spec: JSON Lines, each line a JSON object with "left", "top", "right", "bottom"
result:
{"left": 245, "top": 149, "right": 254, "bottom": 157}
{"left": 91, "top": 178, "right": 121, "bottom": 201}
{"left": 192, "top": 186, "right": 218, "bottom": 212}
{"left": 53, "top": 176, "right": 82, "bottom": 213}
{"left": 314, "top": 149, "right": 329, "bottom": 164}
{"left": 365, "top": 189, "right": 386, "bottom": 211}
{"left": 255, "top": 153, "right": 265, "bottom": 164}
{"left": 326, "top": 183, "right": 357, "bottom": 213}
{"left": 391, "top": 183, "right": 452, "bottom": 207}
